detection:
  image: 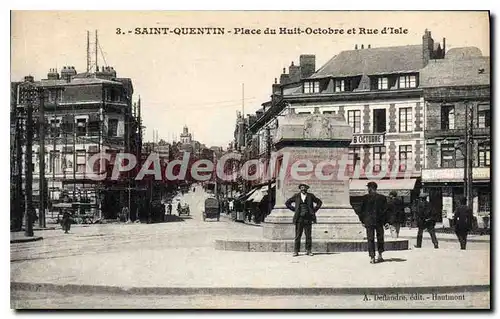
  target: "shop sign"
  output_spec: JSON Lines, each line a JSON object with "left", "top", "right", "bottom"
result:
{"left": 422, "top": 167, "right": 490, "bottom": 182}
{"left": 351, "top": 133, "right": 385, "bottom": 146}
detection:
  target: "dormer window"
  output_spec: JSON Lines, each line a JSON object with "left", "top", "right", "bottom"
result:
{"left": 377, "top": 77, "right": 389, "bottom": 90}
{"left": 303, "top": 81, "right": 320, "bottom": 94}
{"left": 334, "top": 79, "right": 345, "bottom": 92}
{"left": 399, "top": 75, "right": 417, "bottom": 89}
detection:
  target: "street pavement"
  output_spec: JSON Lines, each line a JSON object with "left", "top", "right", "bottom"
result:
{"left": 10, "top": 186, "right": 491, "bottom": 309}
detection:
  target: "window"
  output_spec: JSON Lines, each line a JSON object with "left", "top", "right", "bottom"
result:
{"left": 49, "top": 119, "right": 61, "bottom": 138}
{"left": 478, "top": 192, "right": 491, "bottom": 213}
{"left": 334, "top": 79, "right": 345, "bottom": 92}
{"left": 399, "top": 75, "right": 417, "bottom": 89}
{"left": 323, "top": 111, "right": 335, "bottom": 114}
{"left": 373, "top": 146, "right": 386, "bottom": 171}
{"left": 348, "top": 110, "right": 361, "bottom": 133}
{"left": 297, "top": 111, "right": 311, "bottom": 115}
{"left": 348, "top": 147, "right": 360, "bottom": 170}
{"left": 478, "top": 142, "right": 490, "bottom": 167}
{"left": 108, "top": 119, "right": 118, "bottom": 137}
{"left": 76, "top": 150, "right": 86, "bottom": 173}
{"left": 377, "top": 77, "right": 389, "bottom": 90}
{"left": 303, "top": 81, "right": 320, "bottom": 93}
{"left": 441, "top": 144, "right": 464, "bottom": 168}
{"left": 478, "top": 108, "right": 491, "bottom": 128}
{"left": 441, "top": 105, "right": 455, "bottom": 130}
{"left": 373, "top": 109, "right": 386, "bottom": 133}
{"left": 399, "top": 145, "right": 412, "bottom": 170}
{"left": 49, "top": 151, "right": 61, "bottom": 174}
{"left": 76, "top": 118, "right": 87, "bottom": 136}
{"left": 399, "top": 107, "right": 413, "bottom": 132}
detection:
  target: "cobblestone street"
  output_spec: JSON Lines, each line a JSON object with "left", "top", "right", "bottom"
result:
{"left": 11, "top": 188, "right": 490, "bottom": 309}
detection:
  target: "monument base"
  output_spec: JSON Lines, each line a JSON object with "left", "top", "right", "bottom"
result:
{"left": 215, "top": 238, "right": 409, "bottom": 253}
{"left": 263, "top": 208, "right": 365, "bottom": 240}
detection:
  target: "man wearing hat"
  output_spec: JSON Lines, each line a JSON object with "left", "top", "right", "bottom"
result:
{"left": 359, "top": 181, "right": 389, "bottom": 264}
{"left": 414, "top": 193, "right": 439, "bottom": 249}
{"left": 285, "top": 183, "right": 323, "bottom": 257}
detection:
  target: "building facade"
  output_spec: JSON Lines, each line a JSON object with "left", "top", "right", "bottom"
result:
{"left": 420, "top": 47, "right": 490, "bottom": 228}
{"left": 241, "top": 29, "right": 447, "bottom": 212}
{"left": 12, "top": 66, "right": 142, "bottom": 221}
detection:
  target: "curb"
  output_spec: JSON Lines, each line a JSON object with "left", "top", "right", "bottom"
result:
{"left": 11, "top": 282, "right": 490, "bottom": 296}
{"left": 399, "top": 236, "right": 490, "bottom": 243}
{"left": 10, "top": 236, "right": 43, "bottom": 244}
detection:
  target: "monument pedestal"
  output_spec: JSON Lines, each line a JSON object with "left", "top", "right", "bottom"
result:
{"left": 263, "top": 114, "right": 365, "bottom": 240}
{"left": 263, "top": 207, "right": 365, "bottom": 240}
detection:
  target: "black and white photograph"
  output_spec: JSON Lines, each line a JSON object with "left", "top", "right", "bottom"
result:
{"left": 9, "top": 10, "right": 491, "bottom": 309}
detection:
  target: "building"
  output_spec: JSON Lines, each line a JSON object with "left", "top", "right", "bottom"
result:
{"left": 420, "top": 47, "right": 490, "bottom": 227}
{"left": 241, "top": 29, "right": 447, "bottom": 211}
{"left": 11, "top": 66, "right": 142, "bottom": 221}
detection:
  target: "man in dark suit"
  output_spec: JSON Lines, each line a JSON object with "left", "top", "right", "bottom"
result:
{"left": 453, "top": 196, "right": 474, "bottom": 250}
{"left": 387, "top": 191, "right": 404, "bottom": 238}
{"left": 358, "top": 182, "right": 389, "bottom": 264}
{"left": 285, "top": 184, "right": 323, "bottom": 257}
{"left": 414, "top": 193, "right": 439, "bottom": 249}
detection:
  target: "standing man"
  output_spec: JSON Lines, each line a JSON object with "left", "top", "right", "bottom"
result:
{"left": 414, "top": 193, "right": 439, "bottom": 249}
{"left": 453, "top": 196, "right": 473, "bottom": 250}
{"left": 358, "top": 182, "right": 389, "bottom": 264}
{"left": 285, "top": 183, "right": 323, "bottom": 257}
{"left": 387, "top": 191, "right": 404, "bottom": 238}
{"left": 167, "top": 202, "right": 172, "bottom": 215}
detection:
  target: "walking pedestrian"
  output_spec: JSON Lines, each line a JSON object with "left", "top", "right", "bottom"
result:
{"left": 61, "top": 209, "right": 72, "bottom": 234}
{"left": 285, "top": 183, "right": 323, "bottom": 257}
{"left": 414, "top": 193, "right": 439, "bottom": 249}
{"left": 168, "top": 203, "right": 172, "bottom": 215}
{"left": 387, "top": 191, "right": 404, "bottom": 238}
{"left": 453, "top": 196, "right": 473, "bottom": 250}
{"left": 358, "top": 182, "right": 389, "bottom": 264}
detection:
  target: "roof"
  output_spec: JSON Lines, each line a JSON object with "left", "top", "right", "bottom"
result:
{"left": 310, "top": 45, "right": 423, "bottom": 79}
{"left": 39, "top": 76, "right": 122, "bottom": 87}
{"left": 420, "top": 50, "right": 490, "bottom": 88}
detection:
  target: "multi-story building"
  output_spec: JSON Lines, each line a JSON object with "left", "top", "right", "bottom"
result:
{"left": 11, "top": 66, "right": 142, "bottom": 221}
{"left": 420, "top": 47, "right": 490, "bottom": 227}
{"left": 243, "top": 29, "right": 446, "bottom": 210}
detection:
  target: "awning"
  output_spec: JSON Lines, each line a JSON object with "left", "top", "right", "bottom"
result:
{"left": 247, "top": 183, "right": 276, "bottom": 202}
{"left": 349, "top": 179, "right": 417, "bottom": 197}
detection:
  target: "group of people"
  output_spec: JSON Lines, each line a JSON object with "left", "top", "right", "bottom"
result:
{"left": 285, "top": 182, "right": 474, "bottom": 264}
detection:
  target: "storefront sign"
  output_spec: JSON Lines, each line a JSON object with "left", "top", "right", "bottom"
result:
{"left": 422, "top": 167, "right": 490, "bottom": 182}
{"left": 351, "top": 133, "right": 385, "bottom": 146}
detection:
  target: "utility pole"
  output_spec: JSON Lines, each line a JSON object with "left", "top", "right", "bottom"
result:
{"left": 72, "top": 104, "right": 76, "bottom": 202}
{"left": 38, "top": 87, "right": 46, "bottom": 228}
{"left": 266, "top": 125, "right": 273, "bottom": 217}
{"left": 24, "top": 83, "right": 35, "bottom": 237}
{"left": 465, "top": 101, "right": 474, "bottom": 209}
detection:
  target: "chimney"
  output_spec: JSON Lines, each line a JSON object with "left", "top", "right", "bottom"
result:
{"left": 279, "top": 67, "right": 290, "bottom": 85}
{"left": 47, "top": 68, "right": 60, "bottom": 80}
{"left": 355, "top": 44, "right": 358, "bottom": 50}
{"left": 272, "top": 77, "right": 281, "bottom": 95}
{"left": 288, "top": 61, "right": 301, "bottom": 83}
{"left": 422, "top": 29, "right": 434, "bottom": 66}
{"left": 24, "top": 75, "right": 34, "bottom": 83}
{"left": 300, "top": 54, "right": 316, "bottom": 79}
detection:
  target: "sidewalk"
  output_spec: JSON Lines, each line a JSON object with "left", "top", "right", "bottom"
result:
{"left": 10, "top": 232, "right": 43, "bottom": 244}
{"left": 11, "top": 246, "right": 489, "bottom": 294}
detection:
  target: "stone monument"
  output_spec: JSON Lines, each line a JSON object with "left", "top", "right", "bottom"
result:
{"left": 263, "top": 114, "right": 365, "bottom": 240}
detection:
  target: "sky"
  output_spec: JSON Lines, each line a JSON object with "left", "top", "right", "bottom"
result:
{"left": 11, "top": 11, "right": 489, "bottom": 148}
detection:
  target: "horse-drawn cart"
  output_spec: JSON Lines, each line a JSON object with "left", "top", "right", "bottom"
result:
{"left": 203, "top": 197, "right": 220, "bottom": 221}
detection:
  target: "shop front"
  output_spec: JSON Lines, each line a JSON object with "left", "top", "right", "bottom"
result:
{"left": 422, "top": 167, "right": 491, "bottom": 228}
